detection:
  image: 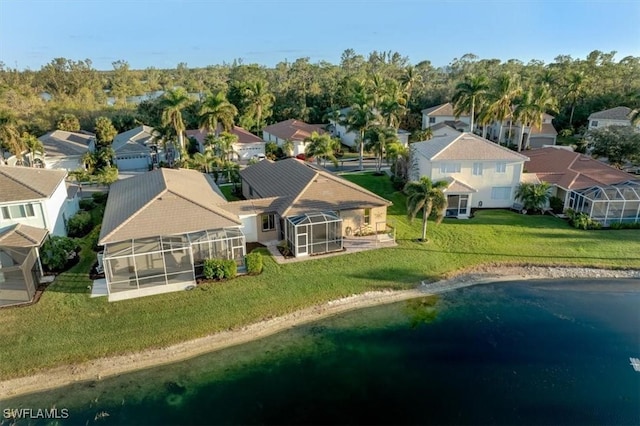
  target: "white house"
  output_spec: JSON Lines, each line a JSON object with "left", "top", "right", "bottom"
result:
{"left": 112, "top": 125, "right": 157, "bottom": 171}
{"left": 486, "top": 112, "right": 558, "bottom": 149}
{"left": 329, "top": 107, "right": 411, "bottom": 148}
{"left": 37, "top": 130, "right": 96, "bottom": 171}
{"left": 409, "top": 133, "right": 529, "bottom": 218}
{"left": 186, "top": 125, "right": 266, "bottom": 160}
{"left": 262, "top": 119, "right": 325, "bottom": 156}
{"left": 587, "top": 106, "right": 638, "bottom": 130}
{"left": 421, "top": 103, "right": 470, "bottom": 132}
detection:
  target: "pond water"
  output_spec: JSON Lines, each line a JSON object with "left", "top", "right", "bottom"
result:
{"left": 3, "top": 279, "right": 639, "bottom": 425}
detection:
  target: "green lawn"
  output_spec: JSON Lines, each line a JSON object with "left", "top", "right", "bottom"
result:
{"left": 219, "top": 184, "right": 242, "bottom": 201}
{"left": 1, "top": 173, "right": 639, "bottom": 379}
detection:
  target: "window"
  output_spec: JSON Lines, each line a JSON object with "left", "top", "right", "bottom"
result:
{"left": 262, "top": 214, "right": 275, "bottom": 231}
{"left": 491, "top": 187, "right": 512, "bottom": 200}
{"left": 496, "top": 162, "right": 507, "bottom": 173}
{"left": 472, "top": 162, "right": 483, "bottom": 176}
{"left": 440, "top": 163, "right": 461, "bottom": 173}
{"left": 1, "top": 204, "right": 36, "bottom": 220}
{"left": 364, "top": 208, "right": 371, "bottom": 225}
{"left": 591, "top": 120, "right": 598, "bottom": 127}
{"left": 429, "top": 117, "right": 436, "bottom": 124}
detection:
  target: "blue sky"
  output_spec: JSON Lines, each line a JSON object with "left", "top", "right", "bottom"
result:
{"left": 1, "top": 0, "right": 639, "bottom": 70}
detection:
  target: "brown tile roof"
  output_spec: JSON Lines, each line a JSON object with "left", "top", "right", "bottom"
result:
{"left": 99, "top": 168, "right": 240, "bottom": 245}
{"left": 239, "top": 158, "right": 391, "bottom": 217}
{"left": 0, "top": 223, "right": 48, "bottom": 247}
{"left": 262, "top": 119, "right": 325, "bottom": 141}
{"left": 588, "top": 106, "right": 632, "bottom": 121}
{"left": 412, "top": 133, "right": 529, "bottom": 161}
{"left": 525, "top": 147, "right": 635, "bottom": 190}
{"left": 421, "top": 102, "right": 469, "bottom": 117}
{"left": 186, "top": 125, "right": 263, "bottom": 145}
{"left": 0, "top": 166, "right": 67, "bottom": 203}
{"left": 38, "top": 130, "right": 94, "bottom": 157}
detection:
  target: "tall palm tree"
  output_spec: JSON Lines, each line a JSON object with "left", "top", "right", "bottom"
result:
{"left": 452, "top": 74, "right": 490, "bottom": 133}
{"left": 405, "top": 177, "right": 449, "bottom": 242}
{"left": 386, "top": 141, "right": 409, "bottom": 178}
{"left": 243, "top": 80, "right": 275, "bottom": 133}
{"left": 160, "top": 87, "right": 191, "bottom": 152}
{"left": 0, "top": 111, "right": 22, "bottom": 164}
{"left": 400, "top": 65, "right": 423, "bottom": 103}
{"left": 190, "top": 150, "right": 220, "bottom": 174}
{"left": 565, "top": 71, "right": 587, "bottom": 128}
{"left": 343, "top": 104, "right": 378, "bottom": 171}
{"left": 487, "top": 73, "right": 521, "bottom": 145}
{"left": 21, "top": 132, "right": 45, "bottom": 167}
{"left": 282, "top": 139, "right": 294, "bottom": 157}
{"left": 514, "top": 86, "right": 558, "bottom": 151}
{"left": 365, "top": 126, "right": 398, "bottom": 173}
{"left": 199, "top": 91, "right": 238, "bottom": 136}
{"left": 304, "top": 131, "right": 339, "bottom": 167}
{"left": 213, "top": 132, "right": 239, "bottom": 162}
{"left": 379, "top": 81, "right": 407, "bottom": 129}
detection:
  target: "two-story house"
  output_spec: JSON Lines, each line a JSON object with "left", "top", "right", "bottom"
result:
{"left": 0, "top": 166, "right": 80, "bottom": 306}
{"left": 409, "top": 133, "right": 529, "bottom": 218}
{"left": 328, "top": 107, "right": 410, "bottom": 148}
{"left": 587, "top": 106, "right": 638, "bottom": 130}
{"left": 486, "top": 112, "right": 558, "bottom": 149}
{"left": 421, "top": 103, "right": 470, "bottom": 132}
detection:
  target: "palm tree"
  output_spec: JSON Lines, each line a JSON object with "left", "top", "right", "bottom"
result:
{"left": 515, "top": 182, "right": 551, "bottom": 214}
{"left": 365, "top": 126, "right": 398, "bottom": 173}
{"left": 160, "top": 87, "right": 191, "bottom": 152}
{"left": 81, "top": 151, "right": 97, "bottom": 173}
{"left": 514, "top": 86, "right": 558, "bottom": 151}
{"left": 0, "top": 111, "right": 22, "bottom": 164}
{"left": 199, "top": 91, "right": 238, "bottom": 136}
{"left": 405, "top": 177, "right": 449, "bottom": 242}
{"left": 400, "top": 65, "right": 423, "bottom": 103}
{"left": 190, "top": 151, "right": 220, "bottom": 174}
{"left": 211, "top": 132, "right": 238, "bottom": 163}
{"left": 243, "top": 80, "right": 275, "bottom": 133}
{"left": 379, "top": 81, "right": 407, "bottom": 129}
{"left": 304, "top": 131, "right": 339, "bottom": 167}
{"left": 21, "top": 132, "right": 44, "bottom": 167}
{"left": 487, "top": 73, "right": 521, "bottom": 145}
{"left": 565, "top": 71, "right": 587, "bottom": 128}
{"left": 452, "top": 74, "right": 490, "bottom": 133}
{"left": 343, "top": 103, "right": 378, "bottom": 170}
{"left": 96, "top": 147, "right": 115, "bottom": 169}
{"left": 282, "top": 139, "right": 294, "bottom": 157}
{"left": 386, "top": 141, "right": 409, "bottom": 178}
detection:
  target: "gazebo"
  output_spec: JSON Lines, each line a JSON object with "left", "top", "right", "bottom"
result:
{"left": 285, "top": 212, "right": 343, "bottom": 257}
{"left": 567, "top": 181, "right": 640, "bottom": 226}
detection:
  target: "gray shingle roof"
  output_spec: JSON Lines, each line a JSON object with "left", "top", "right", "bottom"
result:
{"left": 112, "top": 125, "right": 156, "bottom": 155}
{"left": 0, "top": 223, "right": 48, "bottom": 247}
{"left": 239, "top": 158, "right": 391, "bottom": 217}
{"left": 0, "top": 166, "right": 67, "bottom": 203}
{"left": 411, "top": 133, "right": 529, "bottom": 161}
{"left": 99, "top": 168, "right": 240, "bottom": 245}
{"left": 420, "top": 102, "right": 466, "bottom": 116}
{"left": 588, "top": 106, "right": 632, "bottom": 121}
{"left": 38, "top": 130, "right": 94, "bottom": 157}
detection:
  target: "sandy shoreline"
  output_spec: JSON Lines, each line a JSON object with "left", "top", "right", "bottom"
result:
{"left": 1, "top": 265, "right": 638, "bottom": 399}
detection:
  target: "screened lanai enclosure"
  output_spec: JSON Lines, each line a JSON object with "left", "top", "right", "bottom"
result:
{"left": 102, "top": 228, "right": 245, "bottom": 298}
{"left": 567, "top": 181, "right": 640, "bottom": 226}
{"left": 0, "top": 246, "right": 41, "bottom": 307}
{"left": 285, "top": 212, "right": 343, "bottom": 257}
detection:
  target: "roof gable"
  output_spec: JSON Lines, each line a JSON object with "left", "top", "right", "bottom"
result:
{"left": 412, "top": 133, "right": 529, "bottom": 162}
{"left": 420, "top": 102, "right": 466, "bottom": 117}
{"left": 0, "top": 166, "right": 67, "bottom": 203}
{"left": 588, "top": 106, "right": 632, "bottom": 121}
{"left": 112, "top": 125, "right": 156, "bottom": 153}
{"left": 0, "top": 223, "right": 48, "bottom": 247}
{"left": 262, "top": 119, "right": 325, "bottom": 141}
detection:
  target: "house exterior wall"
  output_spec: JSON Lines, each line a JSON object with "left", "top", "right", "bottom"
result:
{"left": 588, "top": 118, "right": 631, "bottom": 130}
{"left": 240, "top": 215, "right": 258, "bottom": 242}
{"left": 257, "top": 213, "right": 279, "bottom": 243}
{"left": 234, "top": 142, "right": 265, "bottom": 159}
{"left": 0, "top": 200, "right": 47, "bottom": 234}
{"left": 330, "top": 120, "right": 358, "bottom": 148}
{"left": 422, "top": 114, "right": 470, "bottom": 130}
{"left": 115, "top": 154, "right": 151, "bottom": 171}
{"left": 45, "top": 155, "right": 83, "bottom": 172}
{"left": 339, "top": 206, "right": 387, "bottom": 234}
{"left": 46, "top": 181, "right": 72, "bottom": 236}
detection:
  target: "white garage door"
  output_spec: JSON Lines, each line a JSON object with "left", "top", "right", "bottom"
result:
{"left": 528, "top": 137, "right": 555, "bottom": 149}
{"left": 236, "top": 145, "right": 265, "bottom": 160}
{"left": 117, "top": 155, "right": 149, "bottom": 171}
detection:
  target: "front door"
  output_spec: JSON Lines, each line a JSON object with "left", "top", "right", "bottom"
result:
{"left": 297, "top": 233, "right": 308, "bottom": 256}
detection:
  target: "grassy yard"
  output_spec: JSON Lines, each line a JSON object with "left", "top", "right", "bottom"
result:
{"left": 219, "top": 184, "right": 242, "bottom": 201}
{"left": 1, "top": 173, "right": 639, "bottom": 379}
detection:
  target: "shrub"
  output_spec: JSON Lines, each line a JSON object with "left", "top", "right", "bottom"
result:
{"left": 565, "top": 208, "right": 602, "bottom": 230}
{"left": 67, "top": 211, "right": 92, "bottom": 237}
{"left": 549, "top": 196, "right": 564, "bottom": 214}
{"left": 91, "top": 192, "right": 108, "bottom": 204}
{"left": 79, "top": 199, "right": 95, "bottom": 210}
{"left": 245, "top": 252, "right": 263, "bottom": 275}
{"left": 41, "top": 236, "right": 79, "bottom": 272}
{"left": 203, "top": 259, "right": 237, "bottom": 280}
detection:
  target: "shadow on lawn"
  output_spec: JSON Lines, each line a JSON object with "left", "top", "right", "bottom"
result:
{"left": 46, "top": 272, "right": 92, "bottom": 294}
{"left": 347, "top": 267, "right": 442, "bottom": 286}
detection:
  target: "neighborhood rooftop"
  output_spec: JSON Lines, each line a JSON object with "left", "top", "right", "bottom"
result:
{"left": 526, "top": 147, "right": 636, "bottom": 190}
{"left": 38, "top": 130, "right": 95, "bottom": 157}
{"left": 421, "top": 102, "right": 460, "bottom": 116}
{"left": 588, "top": 106, "right": 632, "bottom": 120}
{"left": 262, "top": 119, "right": 325, "bottom": 141}
{"left": 411, "top": 132, "right": 530, "bottom": 161}
{"left": 0, "top": 223, "right": 48, "bottom": 247}
{"left": 99, "top": 168, "right": 240, "bottom": 245}
{"left": 0, "top": 166, "right": 67, "bottom": 203}
{"left": 112, "top": 125, "right": 157, "bottom": 154}
{"left": 186, "top": 125, "right": 263, "bottom": 144}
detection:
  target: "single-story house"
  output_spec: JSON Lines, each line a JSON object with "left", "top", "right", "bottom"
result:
{"left": 112, "top": 125, "right": 158, "bottom": 171}
{"left": 37, "top": 130, "right": 96, "bottom": 171}
{"left": 0, "top": 166, "right": 80, "bottom": 306}
{"left": 328, "top": 107, "right": 410, "bottom": 147}
{"left": 421, "top": 103, "right": 470, "bottom": 132}
{"left": 409, "top": 133, "right": 529, "bottom": 218}
{"left": 186, "top": 125, "right": 266, "bottom": 160}
{"left": 588, "top": 106, "right": 638, "bottom": 130}
{"left": 525, "top": 146, "right": 639, "bottom": 225}
{"left": 262, "top": 119, "right": 325, "bottom": 156}
{"left": 239, "top": 158, "right": 392, "bottom": 256}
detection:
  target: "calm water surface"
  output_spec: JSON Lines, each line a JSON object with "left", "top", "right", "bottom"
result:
{"left": 3, "top": 279, "right": 639, "bottom": 425}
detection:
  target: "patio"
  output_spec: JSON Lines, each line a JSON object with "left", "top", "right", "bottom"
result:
{"left": 567, "top": 181, "right": 640, "bottom": 226}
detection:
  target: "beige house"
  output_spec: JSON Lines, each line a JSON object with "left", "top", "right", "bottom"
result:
{"left": 186, "top": 125, "right": 265, "bottom": 160}
{"left": 262, "top": 119, "right": 325, "bottom": 156}
{"left": 239, "top": 158, "right": 392, "bottom": 257}
{"left": 421, "top": 103, "right": 470, "bottom": 132}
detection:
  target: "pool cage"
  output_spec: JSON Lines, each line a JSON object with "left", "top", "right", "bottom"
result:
{"left": 567, "top": 181, "right": 640, "bottom": 226}
{"left": 0, "top": 246, "right": 40, "bottom": 307}
{"left": 102, "top": 228, "right": 245, "bottom": 294}
{"left": 285, "top": 212, "right": 343, "bottom": 257}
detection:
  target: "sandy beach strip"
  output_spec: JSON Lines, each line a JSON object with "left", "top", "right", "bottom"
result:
{"left": 1, "top": 265, "right": 638, "bottom": 399}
